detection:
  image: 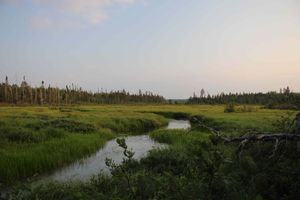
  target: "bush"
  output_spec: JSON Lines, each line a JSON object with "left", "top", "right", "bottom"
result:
{"left": 272, "top": 112, "right": 295, "bottom": 133}
{"left": 237, "top": 105, "right": 255, "bottom": 112}
{"left": 224, "top": 103, "right": 235, "bottom": 113}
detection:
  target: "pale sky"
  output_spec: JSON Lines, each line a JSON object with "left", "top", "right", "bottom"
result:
{"left": 0, "top": 0, "right": 299, "bottom": 98}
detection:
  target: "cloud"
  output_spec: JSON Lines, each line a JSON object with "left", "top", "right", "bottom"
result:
{"left": 29, "top": 17, "right": 52, "bottom": 28}
{"left": 3, "top": 0, "right": 141, "bottom": 26}
{"left": 33, "top": 0, "right": 139, "bottom": 25}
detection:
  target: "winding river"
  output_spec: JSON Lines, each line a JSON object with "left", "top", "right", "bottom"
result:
{"left": 35, "top": 119, "right": 191, "bottom": 184}
{"left": 0, "top": 119, "right": 191, "bottom": 198}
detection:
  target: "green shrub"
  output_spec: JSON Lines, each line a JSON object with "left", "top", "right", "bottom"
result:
{"left": 224, "top": 103, "right": 235, "bottom": 113}
{"left": 237, "top": 105, "right": 255, "bottom": 112}
{"left": 272, "top": 112, "right": 295, "bottom": 133}
{"left": 140, "top": 148, "right": 188, "bottom": 175}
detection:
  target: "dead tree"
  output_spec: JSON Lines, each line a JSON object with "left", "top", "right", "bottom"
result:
{"left": 190, "top": 115, "right": 300, "bottom": 159}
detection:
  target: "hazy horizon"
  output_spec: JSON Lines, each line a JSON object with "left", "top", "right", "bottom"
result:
{"left": 1, "top": 0, "right": 299, "bottom": 99}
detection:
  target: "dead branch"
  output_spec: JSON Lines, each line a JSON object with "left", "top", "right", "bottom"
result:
{"left": 237, "top": 139, "right": 249, "bottom": 159}
{"left": 190, "top": 117, "right": 300, "bottom": 158}
{"left": 269, "top": 138, "right": 279, "bottom": 159}
{"left": 225, "top": 133, "right": 300, "bottom": 143}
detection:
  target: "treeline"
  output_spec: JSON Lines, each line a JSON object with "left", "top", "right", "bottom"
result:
{"left": 0, "top": 76, "right": 165, "bottom": 105}
{"left": 187, "top": 87, "right": 300, "bottom": 109}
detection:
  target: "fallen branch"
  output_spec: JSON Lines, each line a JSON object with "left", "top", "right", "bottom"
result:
{"left": 226, "top": 133, "right": 300, "bottom": 158}
{"left": 269, "top": 138, "right": 279, "bottom": 159}
{"left": 190, "top": 117, "right": 300, "bottom": 158}
{"left": 225, "top": 133, "right": 300, "bottom": 143}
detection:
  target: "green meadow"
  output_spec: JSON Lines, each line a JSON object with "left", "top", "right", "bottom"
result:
{"left": 1, "top": 105, "right": 300, "bottom": 200}
{"left": 0, "top": 105, "right": 169, "bottom": 184}
{"left": 0, "top": 105, "right": 292, "bottom": 186}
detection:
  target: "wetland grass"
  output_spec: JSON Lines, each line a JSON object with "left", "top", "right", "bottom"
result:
{"left": 0, "top": 105, "right": 291, "bottom": 185}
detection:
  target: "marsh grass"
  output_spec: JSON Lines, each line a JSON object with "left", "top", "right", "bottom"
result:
{"left": 0, "top": 129, "right": 115, "bottom": 184}
{"left": 0, "top": 104, "right": 292, "bottom": 185}
{"left": 100, "top": 116, "right": 168, "bottom": 134}
{"left": 49, "top": 119, "right": 96, "bottom": 133}
{"left": 0, "top": 106, "right": 168, "bottom": 185}
{"left": 150, "top": 129, "right": 210, "bottom": 146}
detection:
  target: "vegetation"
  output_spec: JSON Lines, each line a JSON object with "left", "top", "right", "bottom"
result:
{"left": 6, "top": 119, "right": 300, "bottom": 200}
{"left": 187, "top": 87, "right": 300, "bottom": 110}
{"left": 1, "top": 104, "right": 299, "bottom": 200}
{"left": 0, "top": 76, "right": 165, "bottom": 105}
{"left": 0, "top": 106, "right": 168, "bottom": 185}
{"left": 224, "top": 103, "right": 235, "bottom": 113}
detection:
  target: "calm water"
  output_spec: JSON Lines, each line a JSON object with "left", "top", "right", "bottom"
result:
{"left": 0, "top": 119, "right": 191, "bottom": 197}
{"left": 167, "top": 119, "right": 191, "bottom": 129}
{"left": 38, "top": 135, "right": 165, "bottom": 183}
{"left": 36, "top": 119, "right": 191, "bottom": 183}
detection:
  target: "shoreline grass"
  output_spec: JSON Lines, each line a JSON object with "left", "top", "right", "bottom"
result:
{"left": 0, "top": 104, "right": 291, "bottom": 186}
{"left": 0, "top": 130, "right": 115, "bottom": 184}
{"left": 0, "top": 106, "right": 169, "bottom": 185}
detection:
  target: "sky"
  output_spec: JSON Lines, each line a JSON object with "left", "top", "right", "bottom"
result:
{"left": 0, "top": 0, "right": 299, "bottom": 99}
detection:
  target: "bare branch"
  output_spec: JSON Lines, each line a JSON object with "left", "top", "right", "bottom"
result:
{"left": 225, "top": 133, "right": 300, "bottom": 143}
{"left": 237, "top": 139, "right": 249, "bottom": 159}
{"left": 269, "top": 138, "right": 279, "bottom": 159}
{"left": 190, "top": 118, "right": 300, "bottom": 158}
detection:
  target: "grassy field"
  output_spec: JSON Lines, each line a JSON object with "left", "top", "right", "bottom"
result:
{"left": 0, "top": 105, "right": 295, "bottom": 185}
{"left": 0, "top": 105, "right": 168, "bottom": 184}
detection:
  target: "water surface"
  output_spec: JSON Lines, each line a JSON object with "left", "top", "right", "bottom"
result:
{"left": 167, "top": 119, "right": 191, "bottom": 129}
{"left": 37, "top": 119, "right": 190, "bottom": 183}
{"left": 39, "top": 135, "right": 165, "bottom": 183}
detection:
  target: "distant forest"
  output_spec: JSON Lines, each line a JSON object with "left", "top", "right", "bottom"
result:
{"left": 1, "top": 76, "right": 299, "bottom": 108}
{"left": 187, "top": 87, "right": 300, "bottom": 109}
{"left": 0, "top": 76, "right": 165, "bottom": 105}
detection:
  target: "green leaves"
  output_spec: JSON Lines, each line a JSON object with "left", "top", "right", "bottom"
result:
{"left": 116, "top": 138, "right": 135, "bottom": 160}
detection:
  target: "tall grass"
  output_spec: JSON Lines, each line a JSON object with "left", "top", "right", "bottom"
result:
{"left": 0, "top": 104, "right": 291, "bottom": 185}
{"left": 0, "top": 129, "right": 114, "bottom": 184}
{"left": 99, "top": 115, "right": 168, "bottom": 134}
{"left": 0, "top": 106, "right": 169, "bottom": 185}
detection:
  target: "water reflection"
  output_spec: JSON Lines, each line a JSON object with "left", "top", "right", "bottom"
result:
{"left": 37, "top": 119, "right": 190, "bottom": 183}
{"left": 166, "top": 119, "right": 191, "bottom": 129}
{"left": 40, "top": 135, "right": 165, "bottom": 182}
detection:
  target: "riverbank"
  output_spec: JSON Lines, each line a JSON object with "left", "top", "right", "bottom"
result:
{"left": 0, "top": 106, "right": 168, "bottom": 186}
{"left": 0, "top": 105, "right": 293, "bottom": 187}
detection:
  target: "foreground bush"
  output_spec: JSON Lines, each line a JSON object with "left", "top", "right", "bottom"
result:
{"left": 6, "top": 134, "right": 300, "bottom": 200}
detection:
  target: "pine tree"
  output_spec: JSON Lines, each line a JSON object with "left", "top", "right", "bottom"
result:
{"left": 4, "top": 76, "right": 8, "bottom": 102}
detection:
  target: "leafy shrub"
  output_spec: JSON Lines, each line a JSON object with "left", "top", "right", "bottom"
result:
{"left": 7, "top": 133, "right": 300, "bottom": 200}
{"left": 273, "top": 112, "right": 295, "bottom": 133}
{"left": 224, "top": 103, "right": 235, "bottom": 113}
{"left": 140, "top": 148, "right": 188, "bottom": 175}
{"left": 237, "top": 105, "right": 255, "bottom": 112}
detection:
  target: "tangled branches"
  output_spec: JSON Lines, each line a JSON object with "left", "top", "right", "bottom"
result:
{"left": 190, "top": 114, "right": 300, "bottom": 159}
